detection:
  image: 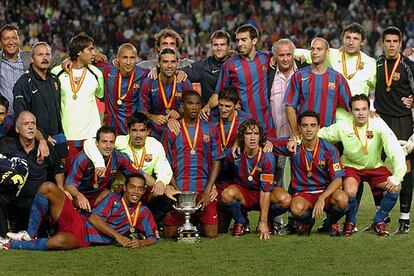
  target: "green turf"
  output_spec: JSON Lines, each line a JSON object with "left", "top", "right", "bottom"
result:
{"left": 1, "top": 189, "right": 413, "bottom": 276}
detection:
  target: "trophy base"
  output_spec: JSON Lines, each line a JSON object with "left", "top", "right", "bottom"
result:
{"left": 177, "top": 232, "right": 200, "bottom": 243}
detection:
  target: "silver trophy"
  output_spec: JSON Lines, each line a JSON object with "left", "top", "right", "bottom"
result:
{"left": 173, "top": 191, "right": 202, "bottom": 243}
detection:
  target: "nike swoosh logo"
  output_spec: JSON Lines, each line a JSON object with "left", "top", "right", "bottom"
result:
{"left": 302, "top": 77, "right": 309, "bottom": 81}
{"left": 32, "top": 89, "right": 38, "bottom": 94}
{"left": 378, "top": 64, "right": 383, "bottom": 67}
{"left": 235, "top": 66, "right": 242, "bottom": 71}
{"left": 212, "top": 69, "right": 220, "bottom": 74}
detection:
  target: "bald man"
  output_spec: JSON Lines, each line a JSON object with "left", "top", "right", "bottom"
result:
{"left": 0, "top": 111, "right": 64, "bottom": 235}
{"left": 284, "top": 38, "right": 352, "bottom": 137}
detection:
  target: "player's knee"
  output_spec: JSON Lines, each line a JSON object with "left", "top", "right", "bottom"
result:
{"left": 37, "top": 181, "right": 56, "bottom": 195}
{"left": 221, "top": 188, "right": 235, "bottom": 204}
{"left": 203, "top": 225, "right": 218, "bottom": 238}
{"left": 344, "top": 184, "right": 358, "bottom": 197}
{"left": 163, "top": 226, "right": 178, "bottom": 239}
{"left": 278, "top": 193, "right": 292, "bottom": 209}
{"left": 334, "top": 191, "right": 349, "bottom": 210}
{"left": 290, "top": 201, "right": 306, "bottom": 217}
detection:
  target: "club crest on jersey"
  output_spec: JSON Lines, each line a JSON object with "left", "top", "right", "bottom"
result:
{"left": 328, "top": 82, "right": 336, "bottom": 90}
{"left": 110, "top": 169, "right": 117, "bottom": 175}
{"left": 366, "top": 130, "right": 374, "bottom": 139}
{"left": 392, "top": 72, "right": 400, "bottom": 81}
{"left": 144, "top": 154, "right": 153, "bottom": 162}
{"left": 176, "top": 92, "right": 182, "bottom": 98}
{"left": 333, "top": 163, "right": 341, "bottom": 171}
{"left": 256, "top": 167, "right": 263, "bottom": 173}
{"left": 151, "top": 88, "right": 159, "bottom": 93}
{"left": 203, "top": 135, "right": 210, "bottom": 142}
{"left": 133, "top": 83, "right": 140, "bottom": 90}
{"left": 318, "top": 160, "right": 326, "bottom": 168}
{"left": 261, "top": 65, "right": 267, "bottom": 72}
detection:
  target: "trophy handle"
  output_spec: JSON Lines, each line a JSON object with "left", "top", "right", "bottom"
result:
{"left": 194, "top": 203, "right": 202, "bottom": 211}
{"left": 173, "top": 205, "right": 182, "bottom": 212}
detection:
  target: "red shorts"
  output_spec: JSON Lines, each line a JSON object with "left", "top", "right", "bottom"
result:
{"left": 56, "top": 197, "right": 90, "bottom": 248}
{"left": 292, "top": 191, "right": 324, "bottom": 207}
{"left": 345, "top": 166, "right": 392, "bottom": 187}
{"left": 164, "top": 193, "right": 218, "bottom": 226}
{"left": 65, "top": 140, "right": 85, "bottom": 173}
{"left": 231, "top": 184, "right": 260, "bottom": 210}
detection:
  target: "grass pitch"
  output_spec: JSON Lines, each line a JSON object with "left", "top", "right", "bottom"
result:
{"left": 0, "top": 189, "right": 413, "bottom": 276}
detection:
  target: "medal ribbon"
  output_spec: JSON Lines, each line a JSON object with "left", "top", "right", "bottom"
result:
{"left": 69, "top": 67, "right": 87, "bottom": 97}
{"left": 129, "top": 139, "right": 146, "bottom": 169}
{"left": 352, "top": 120, "right": 369, "bottom": 154}
{"left": 246, "top": 148, "right": 263, "bottom": 179}
{"left": 384, "top": 53, "right": 401, "bottom": 91}
{"left": 302, "top": 138, "right": 319, "bottom": 176}
{"left": 93, "top": 154, "right": 113, "bottom": 188}
{"left": 219, "top": 112, "right": 237, "bottom": 150}
{"left": 341, "top": 51, "right": 361, "bottom": 80}
{"left": 121, "top": 198, "right": 141, "bottom": 231}
{"left": 117, "top": 71, "right": 135, "bottom": 102}
{"left": 158, "top": 74, "right": 177, "bottom": 110}
{"left": 182, "top": 119, "right": 200, "bottom": 152}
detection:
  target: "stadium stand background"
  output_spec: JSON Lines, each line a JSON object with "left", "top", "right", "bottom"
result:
{"left": 1, "top": 0, "right": 414, "bottom": 61}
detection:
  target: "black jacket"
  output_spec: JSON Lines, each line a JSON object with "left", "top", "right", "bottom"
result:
{"left": 182, "top": 56, "right": 225, "bottom": 106}
{"left": 12, "top": 65, "right": 63, "bottom": 138}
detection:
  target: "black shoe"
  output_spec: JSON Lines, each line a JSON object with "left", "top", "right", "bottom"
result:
{"left": 395, "top": 221, "right": 410, "bottom": 234}
{"left": 244, "top": 224, "right": 251, "bottom": 234}
{"left": 297, "top": 223, "right": 313, "bottom": 236}
{"left": 317, "top": 218, "right": 329, "bottom": 233}
{"left": 384, "top": 216, "right": 391, "bottom": 224}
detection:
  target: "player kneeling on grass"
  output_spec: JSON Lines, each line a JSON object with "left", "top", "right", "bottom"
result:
{"left": 1, "top": 173, "right": 158, "bottom": 250}
{"left": 318, "top": 94, "right": 405, "bottom": 237}
{"left": 222, "top": 119, "right": 291, "bottom": 239}
{"left": 275, "top": 111, "right": 349, "bottom": 236}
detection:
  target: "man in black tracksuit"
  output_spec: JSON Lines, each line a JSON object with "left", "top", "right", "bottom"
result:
{"left": 12, "top": 42, "right": 66, "bottom": 158}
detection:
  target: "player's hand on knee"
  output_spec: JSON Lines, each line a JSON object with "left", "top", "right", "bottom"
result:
{"left": 312, "top": 199, "right": 325, "bottom": 218}
{"left": 76, "top": 194, "right": 91, "bottom": 212}
{"left": 258, "top": 221, "right": 270, "bottom": 240}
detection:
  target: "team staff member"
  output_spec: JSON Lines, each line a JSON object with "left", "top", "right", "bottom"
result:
{"left": 2, "top": 174, "right": 158, "bottom": 250}
{"left": 319, "top": 94, "right": 406, "bottom": 236}
{"left": 13, "top": 42, "right": 66, "bottom": 158}
{"left": 182, "top": 30, "right": 232, "bottom": 106}
{"left": 0, "top": 96, "right": 14, "bottom": 137}
{"left": 0, "top": 111, "right": 64, "bottom": 234}
{"left": 374, "top": 26, "right": 414, "bottom": 234}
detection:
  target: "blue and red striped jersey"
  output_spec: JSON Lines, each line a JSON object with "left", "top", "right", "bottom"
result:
{"left": 66, "top": 150, "right": 140, "bottom": 198}
{"left": 138, "top": 77, "right": 193, "bottom": 140}
{"left": 274, "top": 138, "right": 344, "bottom": 192}
{"left": 231, "top": 150, "right": 276, "bottom": 192}
{"left": 215, "top": 51, "right": 276, "bottom": 139}
{"left": 284, "top": 66, "right": 352, "bottom": 127}
{"left": 85, "top": 192, "right": 158, "bottom": 244}
{"left": 0, "top": 116, "right": 14, "bottom": 138}
{"left": 98, "top": 62, "right": 149, "bottom": 136}
{"left": 162, "top": 119, "right": 223, "bottom": 192}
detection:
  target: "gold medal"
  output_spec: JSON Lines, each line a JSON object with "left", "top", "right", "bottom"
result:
{"left": 117, "top": 99, "right": 122, "bottom": 105}
{"left": 341, "top": 51, "right": 362, "bottom": 80}
{"left": 220, "top": 112, "right": 237, "bottom": 150}
{"left": 307, "top": 172, "right": 312, "bottom": 177}
{"left": 69, "top": 67, "right": 87, "bottom": 101}
{"left": 182, "top": 119, "right": 200, "bottom": 156}
{"left": 122, "top": 198, "right": 141, "bottom": 235}
{"left": 386, "top": 87, "right": 391, "bottom": 92}
{"left": 93, "top": 182, "right": 99, "bottom": 189}
{"left": 246, "top": 148, "right": 263, "bottom": 184}
{"left": 384, "top": 54, "right": 401, "bottom": 93}
{"left": 117, "top": 71, "right": 135, "bottom": 106}
{"left": 248, "top": 175, "right": 253, "bottom": 182}
{"left": 190, "top": 149, "right": 196, "bottom": 155}
{"left": 130, "top": 227, "right": 135, "bottom": 233}
{"left": 303, "top": 139, "right": 319, "bottom": 178}
{"left": 166, "top": 108, "right": 170, "bottom": 114}
{"left": 158, "top": 75, "right": 177, "bottom": 113}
